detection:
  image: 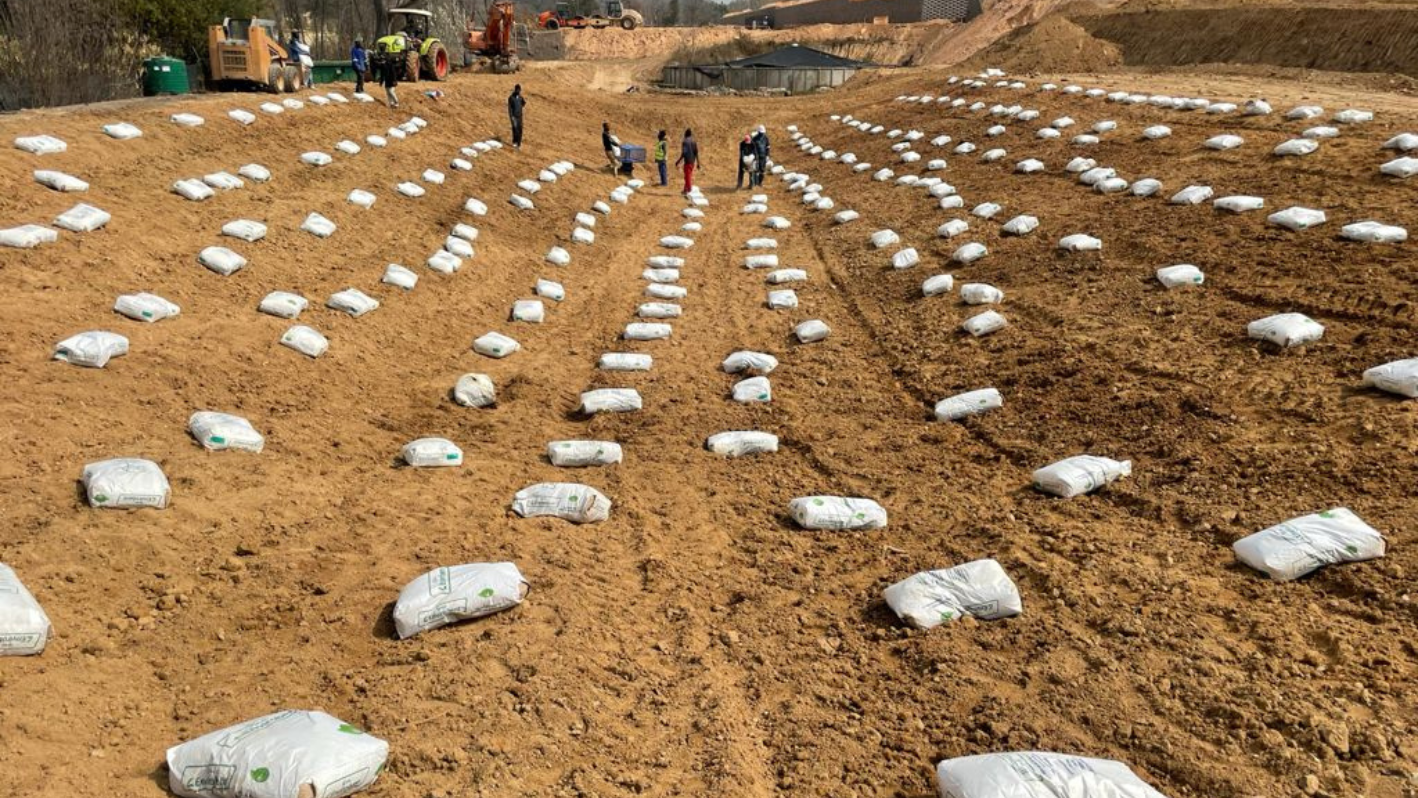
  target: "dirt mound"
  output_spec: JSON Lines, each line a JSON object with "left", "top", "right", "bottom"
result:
{"left": 919, "top": 0, "right": 1120, "bottom": 65}
{"left": 561, "top": 23, "right": 948, "bottom": 68}
{"left": 961, "top": 13, "right": 1123, "bottom": 72}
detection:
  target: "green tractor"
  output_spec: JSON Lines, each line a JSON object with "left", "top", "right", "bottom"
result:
{"left": 375, "top": 7, "right": 450, "bottom": 82}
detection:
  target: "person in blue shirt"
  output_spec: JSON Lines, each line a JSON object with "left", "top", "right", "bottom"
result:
{"left": 350, "top": 40, "right": 367, "bottom": 94}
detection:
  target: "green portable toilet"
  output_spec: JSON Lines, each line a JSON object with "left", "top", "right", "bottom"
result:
{"left": 310, "top": 60, "right": 353, "bottom": 84}
{"left": 142, "top": 56, "right": 189, "bottom": 96}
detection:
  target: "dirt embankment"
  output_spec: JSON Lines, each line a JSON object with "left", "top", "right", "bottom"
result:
{"left": 560, "top": 22, "right": 954, "bottom": 67}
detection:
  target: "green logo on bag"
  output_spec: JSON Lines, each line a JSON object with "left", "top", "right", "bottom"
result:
{"left": 337, "top": 724, "right": 364, "bottom": 735}
{"left": 1320, "top": 510, "right": 1336, "bottom": 519}
{"left": 939, "top": 610, "right": 954, "bottom": 622}
{"left": 251, "top": 768, "right": 270, "bottom": 783}
{"left": 479, "top": 588, "right": 494, "bottom": 598}
{"left": 94, "top": 494, "right": 109, "bottom": 504}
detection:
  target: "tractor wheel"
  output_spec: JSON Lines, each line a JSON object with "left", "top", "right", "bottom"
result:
{"left": 620, "top": 16, "right": 637, "bottom": 29}
{"left": 266, "top": 63, "right": 283, "bottom": 93}
{"left": 282, "top": 64, "right": 299, "bottom": 92}
{"left": 404, "top": 49, "right": 421, "bottom": 83}
{"left": 422, "top": 42, "right": 449, "bottom": 81}
{"left": 545, "top": 18, "right": 559, "bottom": 30}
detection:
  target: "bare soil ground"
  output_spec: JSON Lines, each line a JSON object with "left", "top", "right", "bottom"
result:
{"left": 0, "top": 56, "right": 1415, "bottom": 798}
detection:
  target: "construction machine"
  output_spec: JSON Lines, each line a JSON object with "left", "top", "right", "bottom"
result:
{"left": 537, "top": 0, "right": 643, "bottom": 31}
{"left": 375, "top": 7, "right": 450, "bottom": 82}
{"left": 464, "top": 1, "right": 522, "bottom": 74}
{"left": 207, "top": 18, "right": 298, "bottom": 92}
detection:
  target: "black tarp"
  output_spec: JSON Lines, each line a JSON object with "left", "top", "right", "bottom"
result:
{"left": 722, "top": 45, "right": 866, "bottom": 69}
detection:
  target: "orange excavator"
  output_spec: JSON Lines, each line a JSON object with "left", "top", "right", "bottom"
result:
{"left": 465, "top": 0, "right": 521, "bottom": 74}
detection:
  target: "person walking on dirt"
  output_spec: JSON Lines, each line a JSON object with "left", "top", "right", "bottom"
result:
{"left": 508, "top": 85, "right": 526, "bottom": 150}
{"left": 380, "top": 48, "right": 400, "bottom": 109}
{"left": 654, "top": 130, "right": 668, "bottom": 186}
{"left": 736, "top": 133, "right": 754, "bottom": 190}
{"left": 602, "top": 122, "right": 619, "bottom": 171}
{"left": 350, "top": 40, "right": 368, "bottom": 95}
{"left": 751, "top": 125, "right": 770, "bottom": 187}
{"left": 675, "top": 129, "right": 701, "bottom": 196}
{"left": 288, "top": 31, "right": 307, "bottom": 90}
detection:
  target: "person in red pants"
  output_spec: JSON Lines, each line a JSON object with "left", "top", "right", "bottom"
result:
{"left": 674, "top": 129, "right": 702, "bottom": 196}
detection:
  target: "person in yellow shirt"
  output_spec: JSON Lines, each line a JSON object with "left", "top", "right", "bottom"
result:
{"left": 653, "top": 130, "right": 668, "bottom": 186}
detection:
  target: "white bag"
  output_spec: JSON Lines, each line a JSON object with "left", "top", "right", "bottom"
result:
{"left": 327, "top": 288, "right": 379, "bottom": 317}
{"left": 512, "top": 299, "right": 545, "bottom": 323}
{"left": 428, "top": 250, "right": 462, "bottom": 274}
{"left": 300, "top": 213, "right": 336, "bottom": 238}
{"left": 102, "top": 122, "right": 142, "bottom": 140}
{"left": 638, "top": 302, "right": 681, "bottom": 319}
{"left": 260, "top": 101, "right": 284, "bottom": 114}
{"left": 335, "top": 140, "right": 361, "bottom": 156}
{"left": 82, "top": 457, "right": 168, "bottom": 508}
{"left": 347, "top": 189, "right": 376, "bottom": 209}
{"left": 1142, "top": 125, "right": 1172, "bottom": 140}
{"left": 300, "top": 151, "right": 332, "bottom": 167}
{"left": 1341, "top": 221, "right": 1407, "bottom": 243}
{"left": 381, "top": 263, "right": 417, "bottom": 290}
{"left": 1363, "top": 357, "right": 1418, "bottom": 397}
{"left": 170, "top": 113, "right": 204, "bottom": 127}
{"left": 464, "top": 197, "right": 489, "bottom": 216}
{"left": 660, "top": 235, "right": 694, "bottom": 249}
{"left": 938, "top": 219, "right": 969, "bottom": 239}
{"left": 1, "top": 224, "right": 59, "bottom": 248}
{"left": 450, "top": 157, "right": 472, "bottom": 171}
{"left": 34, "top": 170, "right": 88, "bottom": 192}
{"left": 625, "top": 321, "right": 672, "bottom": 340}
{"left": 581, "top": 389, "right": 642, "bottom": 414}
{"left": 1033, "top": 455, "right": 1131, "bottom": 497}
{"left": 788, "top": 496, "right": 887, "bottom": 530}
{"left": 509, "top": 194, "right": 534, "bottom": 210}
{"left": 1380, "top": 157, "right": 1418, "bottom": 178}
{"left": 936, "top": 752, "right": 1168, "bottom": 798}
{"left": 1001, "top": 215, "right": 1038, "bottom": 236}
{"left": 280, "top": 325, "right": 328, "bottom": 358}
{"left": 598, "top": 353, "right": 652, "bottom": 371}
{"left": 1066, "top": 157, "right": 1097, "bottom": 173}
{"left": 961, "top": 310, "right": 1006, "bottom": 337}
{"left": 512, "top": 482, "right": 611, "bottom": 523}
{"left": 952, "top": 243, "right": 988, "bottom": 265}
{"left": 202, "top": 172, "right": 243, "bottom": 191}
{"left": 14, "top": 134, "right": 66, "bottom": 154}
{"left": 54, "top": 331, "right": 128, "bottom": 368}
{"left": 642, "top": 269, "right": 679, "bottom": 284}
{"left": 960, "top": 283, "right": 1003, "bottom": 305}
{"left": 54, "top": 204, "right": 110, "bottom": 232}
{"left": 238, "top": 163, "right": 270, "bottom": 182}
{"left": 473, "top": 332, "right": 519, "bottom": 358}
{"left": 1156, "top": 264, "right": 1204, "bottom": 288}
{"left": 1214, "top": 195, "right": 1265, "bottom": 213}
{"left": 1248, "top": 313, "right": 1323, "bottom": 347}
{"left": 1095, "top": 177, "right": 1129, "bottom": 194}
{"left": 166, "top": 710, "right": 389, "bottom": 798}
{"left": 795, "top": 320, "right": 830, "bottom": 343}
{"left": 397, "top": 182, "right": 426, "bottom": 198}
{"left": 891, "top": 248, "right": 920, "bottom": 269}
{"left": 1286, "top": 105, "right": 1324, "bottom": 120}
{"left": 764, "top": 217, "right": 791, "bottom": 230}
{"left": 742, "top": 203, "right": 768, "bottom": 214}
{"left": 745, "top": 238, "right": 778, "bottom": 250}
{"left": 1334, "top": 109, "right": 1374, "bottom": 124}
{"left": 0, "top": 563, "right": 50, "bottom": 656}
{"left": 1204, "top": 134, "right": 1244, "bottom": 150}
{"left": 766, "top": 289, "right": 798, "bottom": 310}
{"left": 870, "top": 229, "right": 900, "bottom": 249}
{"left": 767, "top": 269, "right": 807, "bottom": 285}
{"left": 548, "top": 440, "right": 623, "bottom": 467}
{"left": 173, "top": 179, "right": 214, "bottom": 201}
{"left": 258, "top": 291, "right": 307, "bottom": 319}
{"left": 1058, "top": 234, "right": 1102, "bottom": 252}
{"left": 1036, "top": 128, "right": 1061, "bottom": 140}
{"left": 423, "top": 168, "right": 446, "bottom": 185}
{"left": 1274, "top": 138, "right": 1319, "bottom": 157}
{"left": 366, "top": 134, "right": 387, "bottom": 148}
{"left": 1244, "top": 99, "right": 1273, "bottom": 115}
{"left": 114, "top": 292, "right": 180, "bottom": 322}
{"left": 189, "top": 411, "right": 264, "bottom": 452}
{"left": 980, "top": 148, "right": 1006, "bottom": 163}
{"left": 221, "top": 219, "right": 267, "bottom": 242}
{"left": 722, "top": 351, "right": 778, "bottom": 374}
{"left": 1383, "top": 132, "right": 1418, "bottom": 151}
{"left": 1170, "top": 185, "right": 1213, "bottom": 205}
{"left": 402, "top": 437, "right": 463, "bottom": 467}
{"left": 1072, "top": 134, "right": 1099, "bottom": 146}
{"left": 1015, "top": 158, "right": 1045, "bottom": 174}
{"left": 1131, "top": 178, "right": 1162, "bottom": 197}
{"left": 452, "top": 223, "right": 480, "bottom": 242}
{"left": 741, "top": 253, "right": 778, "bottom": 270}
{"left": 732, "top": 376, "right": 771, "bottom": 403}
{"left": 393, "top": 563, "right": 528, "bottom": 639}
{"left": 884, "top": 558, "right": 1021, "bottom": 628}
{"left": 452, "top": 373, "right": 496, "bottom": 408}
{"left": 1247, "top": 206, "right": 1313, "bottom": 233}
{"left": 922, "top": 274, "right": 954, "bottom": 297}
{"left": 971, "top": 203, "right": 1001, "bottom": 219}
{"left": 934, "top": 388, "right": 1002, "bottom": 421}
{"left": 537, "top": 278, "right": 565, "bottom": 301}
{"left": 706, "top": 431, "right": 778, "bottom": 457}
{"left": 646, "top": 255, "right": 683, "bottom": 269}
{"left": 1234, "top": 508, "right": 1385, "bottom": 581}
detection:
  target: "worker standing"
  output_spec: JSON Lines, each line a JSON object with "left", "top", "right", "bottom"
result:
{"left": 736, "top": 133, "right": 753, "bottom": 190}
{"left": 602, "top": 122, "right": 619, "bottom": 171}
{"left": 380, "top": 46, "right": 400, "bottom": 108}
{"left": 675, "top": 129, "right": 701, "bottom": 196}
{"left": 288, "top": 31, "right": 307, "bottom": 90}
{"left": 654, "top": 130, "right": 668, "bottom": 187}
{"left": 350, "top": 40, "right": 367, "bottom": 95}
{"left": 751, "top": 124, "right": 770, "bottom": 187}
{"left": 508, "top": 85, "right": 526, "bottom": 150}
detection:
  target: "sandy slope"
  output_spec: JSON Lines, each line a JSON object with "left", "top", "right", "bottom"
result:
{"left": 0, "top": 62, "right": 1415, "bottom": 798}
